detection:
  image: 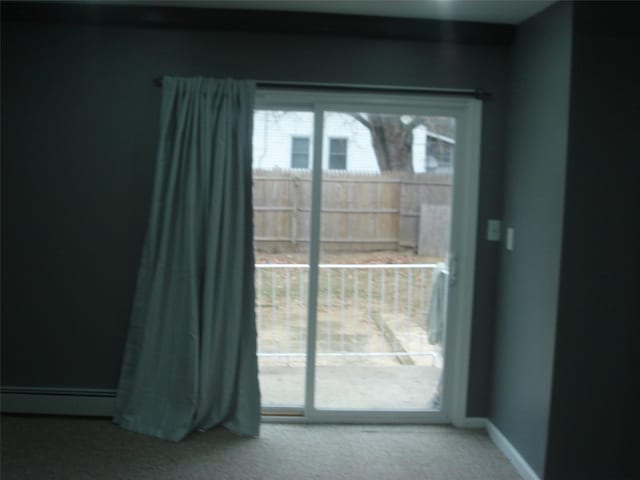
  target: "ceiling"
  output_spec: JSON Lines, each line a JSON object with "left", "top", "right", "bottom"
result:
{"left": 60, "top": 0, "right": 557, "bottom": 25}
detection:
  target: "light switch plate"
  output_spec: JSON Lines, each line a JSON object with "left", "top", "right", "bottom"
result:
{"left": 487, "top": 219, "right": 502, "bottom": 241}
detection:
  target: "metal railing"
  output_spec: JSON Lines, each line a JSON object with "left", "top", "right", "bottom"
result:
{"left": 255, "top": 263, "right": 442, "bottom": 365}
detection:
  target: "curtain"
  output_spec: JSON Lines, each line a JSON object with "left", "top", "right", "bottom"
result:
{"left": 113, "top": 77, "right": 260, "bottom": 441}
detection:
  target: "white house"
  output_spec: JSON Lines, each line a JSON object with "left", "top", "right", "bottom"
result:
{"left": 252, "top": 110, "right": 455, "bottom": 174}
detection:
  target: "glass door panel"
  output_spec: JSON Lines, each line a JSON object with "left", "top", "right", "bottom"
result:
{"left": 313, "top": 111, "right": 456, "bottom": 410}
{"left": 252, "top": 109, "right": 314, "bottom": 410}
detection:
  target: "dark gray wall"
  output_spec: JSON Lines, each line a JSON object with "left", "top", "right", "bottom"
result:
{"left": 490, "top": 2, "right": 572, "bottom": 477}
{"left": 544, "top": 4, "right": 639, "bottom": 479}
{"left": 1, "top": 15, "right": 509, "bottom": 414}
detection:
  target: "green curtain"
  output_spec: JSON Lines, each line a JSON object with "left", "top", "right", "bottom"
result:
{"left": 113, "top": 77, "right": 260, "bottom": 441}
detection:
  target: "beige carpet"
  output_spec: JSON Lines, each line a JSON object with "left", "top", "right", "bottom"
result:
{"left": 1, "top": 414, "right": 521, "bottom": 479}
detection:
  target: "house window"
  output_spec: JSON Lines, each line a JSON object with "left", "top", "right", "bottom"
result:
{"left": 426, "top": 135, "right": 454, "bottom": 171}
{"left": 291, "top": 137, "right": 310, "bottom": 169}
{"left": 328, "top": 138, "right": 347, "bottom": 170}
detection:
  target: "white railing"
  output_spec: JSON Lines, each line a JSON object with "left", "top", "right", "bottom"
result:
{"left": 255, "top": 263, "right": 442, "bottom": 365}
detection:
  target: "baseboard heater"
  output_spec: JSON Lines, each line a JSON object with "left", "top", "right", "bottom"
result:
{"left": 1, "top": 387, "right": 117, "bottom": 417}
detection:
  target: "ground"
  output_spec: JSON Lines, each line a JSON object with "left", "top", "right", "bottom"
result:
{"left": 254, "top": 250, "right": 445, "bottom": 407}
{"left": 253, "top": 249, "right": 444, "bottom": 364}
{"left": 255, "top": 250, "right": 443, "bottom": 265}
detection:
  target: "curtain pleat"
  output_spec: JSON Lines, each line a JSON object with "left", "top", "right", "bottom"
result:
{"left": 113, "top": 77, "right": 260, "bottom": 441}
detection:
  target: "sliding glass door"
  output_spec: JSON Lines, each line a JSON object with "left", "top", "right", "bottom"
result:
{"left": 314, "top": 110, "right": 453, "bottom": 411}
{"left": 253, "top": 90, "right": 481, "bottom": 423}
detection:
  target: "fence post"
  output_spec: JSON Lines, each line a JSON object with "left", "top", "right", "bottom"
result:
{"left": 397, "top": 176, "right": 402, "bottom": 251}
{"left": 291, "top": 175, "right": 299, "bottom": 246}
{"left": 398, "top": 175, "right": 413, "bottom": 251}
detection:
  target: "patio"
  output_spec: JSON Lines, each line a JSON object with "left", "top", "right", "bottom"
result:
{"left": 260, "top": 363, "right": 442, "bottom": 410}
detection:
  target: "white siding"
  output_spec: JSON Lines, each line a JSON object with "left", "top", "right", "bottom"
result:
{"left": 253, "top": 110, "right": 453, "bottom": 173}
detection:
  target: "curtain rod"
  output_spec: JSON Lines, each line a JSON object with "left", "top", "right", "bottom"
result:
{"left": 152, "top": 77, "right": 490, "bottom": 100}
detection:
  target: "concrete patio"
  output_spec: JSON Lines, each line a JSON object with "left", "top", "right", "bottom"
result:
{"left": 259, "top": 363, "right": 442, "bottom": 410}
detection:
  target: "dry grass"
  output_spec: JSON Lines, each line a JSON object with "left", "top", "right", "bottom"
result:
{"left": 254, "top": 250, "right": 443, "bottom": 310}
{"left": 255, "top": 250, "right": 442, "bottom": 265}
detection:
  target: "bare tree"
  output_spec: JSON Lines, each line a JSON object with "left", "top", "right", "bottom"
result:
{"left": 352, "top": 114, "right": 456, "bottom": 173}
{"left": 352, "top": 114, "right": 424, "bottom": 173}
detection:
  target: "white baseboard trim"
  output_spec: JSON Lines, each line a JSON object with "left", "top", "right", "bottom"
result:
{"left": 1, "top": 387, "right": 116, "bottom": 417}
{"left": 486, "top": 420, "right": 541, "bottom": 480}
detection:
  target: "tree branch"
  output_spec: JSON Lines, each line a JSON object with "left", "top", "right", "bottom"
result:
{"left": 351, "top": 113, "right": 373, "bottom": 130}
{"left": 405, "top": 116, "right": 425, "bottom": 130}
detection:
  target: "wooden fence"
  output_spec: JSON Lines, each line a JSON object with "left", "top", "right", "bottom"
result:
{"left": 253, "top": 169, "right": 452, "bottom": 256}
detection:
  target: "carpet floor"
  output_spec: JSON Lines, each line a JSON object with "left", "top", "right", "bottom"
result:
{"left": 1, "top": 414, "right": 521, "bottom": 479}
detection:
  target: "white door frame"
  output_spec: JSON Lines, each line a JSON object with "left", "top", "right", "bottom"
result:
{"left": 256, "top": 89, "right": 482, "bottom": 427}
